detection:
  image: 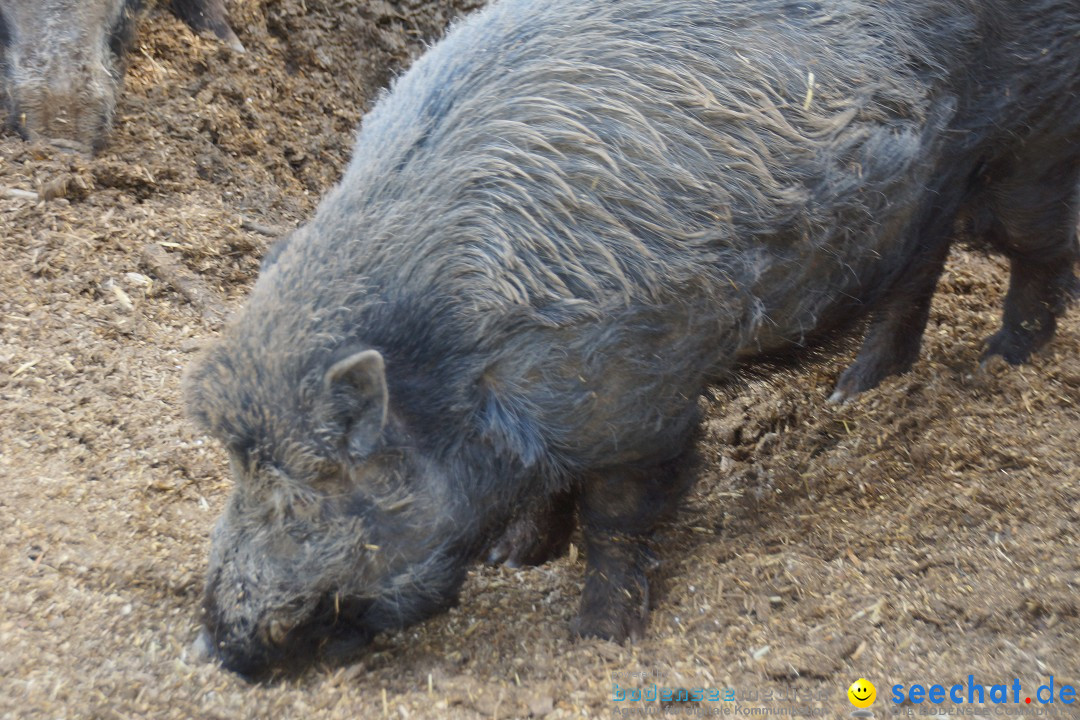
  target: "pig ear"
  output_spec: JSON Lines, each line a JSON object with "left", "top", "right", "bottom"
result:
{"left": 325, "top": 350, "right": 389, "bottom": 458}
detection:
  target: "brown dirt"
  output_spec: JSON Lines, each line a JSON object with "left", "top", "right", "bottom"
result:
{"left": 1, "top": 2, "right": 1078, "bottom": 718}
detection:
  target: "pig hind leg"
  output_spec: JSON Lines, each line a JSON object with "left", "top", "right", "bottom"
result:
{"left": 486, "top": 490, "right": 576, "bottom": 568}
{"left": 976, "top": 160, "right": 1080, "bottom": 364}
{"left": 830, "top": 156, "right": 1080, "bottom": 403}
{"left": 829, "top": 227, "right": 955, "bottom": 404}
{"left": 827, "top": 146, "right": 982, "bottom": 404}
{"left": 572, "top": 448, "right": 698, "bottom": 642}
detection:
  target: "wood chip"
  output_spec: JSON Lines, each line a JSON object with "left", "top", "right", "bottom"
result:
{"left": 140, "top": 243, "right": 226, "bottom": 324}
{"left": 2, "top": 187, "right": 39, "bottom": 201}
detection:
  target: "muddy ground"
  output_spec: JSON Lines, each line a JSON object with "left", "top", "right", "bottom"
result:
{"left": 1, "top": 1, "right": 1078, "bottom": 718}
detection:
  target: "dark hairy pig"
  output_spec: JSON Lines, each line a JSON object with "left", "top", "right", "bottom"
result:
{"left": 0, "top": 0, "right": 241, "bottom": 151}
{"left": 184, "top": 0, "right": 1080, "bottom": 678}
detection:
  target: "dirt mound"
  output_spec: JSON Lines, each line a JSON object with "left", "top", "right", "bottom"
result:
{"left": 1, "top": 2, "right": 1077, "bottom": 718}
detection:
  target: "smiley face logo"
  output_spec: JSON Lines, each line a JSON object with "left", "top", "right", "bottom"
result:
{"left": 848, "top": 678, "right": 877, "bottom": 709}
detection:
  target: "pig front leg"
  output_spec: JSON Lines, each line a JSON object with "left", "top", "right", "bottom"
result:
{"left": 572, "top": 452, "right": 696, "bottom": 642}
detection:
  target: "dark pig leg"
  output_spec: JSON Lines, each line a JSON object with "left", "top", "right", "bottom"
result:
{"left": 486, "top": 490, "right": 576, "bottom": 568}
{"left": 171, "top": 0, "right": 244, "bottom": 52}
{"left": 829, "top": 234, "right": 954, "bottom": 404}
{"left": 982, "top": 253, "right": 1079, "bottom": 363}
{"left": 979, "top": 160, "right": 1080, "bottom": 364}
{"left": 832, "top": 156, "right": 1080, "bottom": 403}
{"left": 572, "top": 452, "right": 696, "bottom": 642}
{"left": 828, "top": 154, "right": 975, "bottom": 404}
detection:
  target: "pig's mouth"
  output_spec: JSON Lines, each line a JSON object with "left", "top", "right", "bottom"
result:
{"left": 198, "top": 544, "right": 470, "bottom": 680}
{"left": 197, "top": 593, "right": 376, "bottom": 681}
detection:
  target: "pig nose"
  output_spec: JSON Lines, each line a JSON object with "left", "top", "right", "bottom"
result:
{"left": 5, "top": 38, "right": 117, "bottom": 152}
{"left": 208, "top": 631, "right": 278, "bottom": 681}
{"left": 28, "top": 86, "right": 109, "bottom": 150}
{"left": 9, "top": 85, "right": 111, "bottom": 152}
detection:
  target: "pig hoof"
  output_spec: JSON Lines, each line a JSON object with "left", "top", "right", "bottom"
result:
{"left": 827, "top": 371, "right": 866, "bottom": 405}
{"left": 980, "top": 328, "right": 1040, "bottom": 367}
{"left": 486, "top": 493, "right": 575, "bottom": 567}
{"left": 826, "top": 386, "right": 854, "bottom": 405}
{"left": 220, "top": 28, "right": 246, "bottom": 54}
{"left": 830, "top": 353, "right": 915, "bottom": 404}
{"left": 486, "top": 512, "right": 572, "bottom": 568}
{"left": 572, "top": 563, "right": 650, "bottom": 643}
{"left": 172, "top": 0, "right": 245, "bottom": 53}
{"left": 485, "top": 515, "right": 537, "bottom": 567}
{"left": 572, "top": 590, "right": 649, "bottom": 643}
{"left": 977, "top": 353, "right": 1011, "bottom": 375}
{"left": 828, "top": 361, "right": 882, "bottom": 404}
{"left": 188, "top": 629, "right": 216, "bottom": 664}
{"left": 486, "top": 530, "right": 530, "bottom": 568}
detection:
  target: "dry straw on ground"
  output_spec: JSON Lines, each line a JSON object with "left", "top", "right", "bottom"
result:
{"left": 1, "top": 2, "right": 1077, "bottom": 718}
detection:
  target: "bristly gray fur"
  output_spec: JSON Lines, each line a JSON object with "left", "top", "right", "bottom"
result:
{"left": 184, "top": 0, "right": 1080, "bottom": 676}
